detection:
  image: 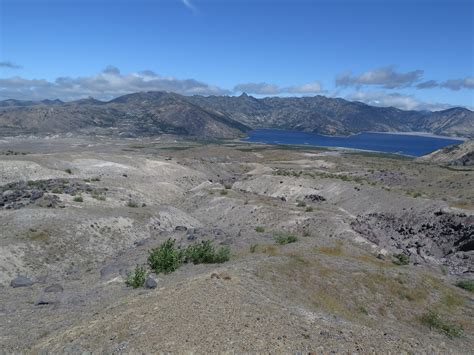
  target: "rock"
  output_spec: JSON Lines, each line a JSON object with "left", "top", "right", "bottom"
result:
{"left": 145, "top": 276, "right": 157, "bottom": 289}
{"left": 304, "top": 194, "right": 326, "bottom": 202}
{"left": 35, "top": 194, "right": 61, "bottom": 208}
{"left": 10, "top": 276, "right": 33, "bottom": 288}
{"left": 44, "top": 284, "right": 64, "bottom": 293}
{"left": 175, "top": 225, "right": 187, "bottom": 231}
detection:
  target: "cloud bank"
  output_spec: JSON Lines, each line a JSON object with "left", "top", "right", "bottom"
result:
{"left": 347, "top": 91, "right": 455, "bottom": 111}
{"left": 234, "top": 81, "right": 323, "bottom": 95}
{"left": 0, "top": 66, "right": 229, "bottom": 101}
{"left": 0, "top": 61, "right": 22, "bottom": 69}
{"left": 336, "top": 66, "right": 423, "bottom": 89}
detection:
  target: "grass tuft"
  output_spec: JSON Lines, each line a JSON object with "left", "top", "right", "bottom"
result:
{"left": 420, "top": 310, "right": 463, "bottom": 338}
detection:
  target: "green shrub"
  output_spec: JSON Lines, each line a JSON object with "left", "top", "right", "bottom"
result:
{"left": 274, "top": 233, "right": 298, "bottom": 245}
{"left": 127, "top": 201, "right": 138, "bottom": 208}
{"left": 148, "top": 239, "right": 231, "bottom": 274}
{"left": 250, "top": 244, "right": 258, "bottom": 253}
{"left": 51, "top": 187, "right": 63, "bottom": 194}
{"left": 393, "top": 253, "right": 410, "bottom": 265}
{"left": 297, "top": 201, "right": 306, "bottom": 207}
{"left": 91, "top": 177, "right": 101, "bottom": 181}
{"left": 73, "top": 195, "right": 83, "bottom": 202}
{"left": 455, "top": 280, "right": 474, "bottom": 292}
{"left": 420, "top": 310, "right": 463, "bottom": 337}
{"left": 148, "top": 239, "right": 184, "bottom": 274}
{"left": 220, "top": 190, "right": 228, "bottom": 196}
{"left": 65, "top": 168, "right": 73, "bottom": 174}
{"left": 305, "top": 207, "right": 314, "bottom": 212}
{"left": 125, "top": 265, "right": 147, "bottom": 288}
{"left": 224, "top": 184, "right": 232, "bottom": 189}
{"left": 185, "top": 240, "right": 230, "bottom": 264}
{"left": 92, "top": 193, "right": 106, "bottom": 201}
{"left": 255, "top": 226, "right": 265, "bottom": 233}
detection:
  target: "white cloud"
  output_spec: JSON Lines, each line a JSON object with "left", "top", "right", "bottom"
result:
{"left": 336, "top": 65, "right": 423, "bottom": 89}
{"left": 0, "top": 67, "right": 229, "bottom": 101}
{"left": 182, "top": 0, "right": 197, "bottom": 13}
{"left": 0, "top": 61, "right": 22, "bottom": 69}
{"left": 286, "top": 81, "right": 322, "bottom": 94}
{"left": 440, "top": 77, "right": 474, "bottom": 91}
{"left": 234, "top": 81, "right": 323, "bottom": 95}
{"left": 234, "top": 82, "right": 280, "bottom": 95}
{"left": 346, "top": 91, "right": 455, "bottom": 111}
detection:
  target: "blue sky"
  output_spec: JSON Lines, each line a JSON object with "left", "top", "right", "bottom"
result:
{"left": 0, "top": 0, "right": 473, "bottom": 110}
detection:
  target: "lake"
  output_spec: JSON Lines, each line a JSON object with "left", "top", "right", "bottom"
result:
{"left": 241, "top": 129, "right": 464, "bottom": 157}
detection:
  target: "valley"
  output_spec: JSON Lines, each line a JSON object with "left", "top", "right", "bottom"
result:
{"left": 0, "top": 135, "right": 472, "bottom": 352}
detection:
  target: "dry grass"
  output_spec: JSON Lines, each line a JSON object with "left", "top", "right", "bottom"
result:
{"left": 315, "top": 240, "right": 344, "bottom": 256}
{"left": 27, "top": 229, "right": 50, "bottom": 242}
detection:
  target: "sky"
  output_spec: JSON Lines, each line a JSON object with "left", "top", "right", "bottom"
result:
{"left": 0, "top": 0, "right": 473, "bottom": 111}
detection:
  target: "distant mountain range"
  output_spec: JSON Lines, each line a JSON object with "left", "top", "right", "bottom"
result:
{"left": 0, "top": 91, "right": 472, "bottom": 138}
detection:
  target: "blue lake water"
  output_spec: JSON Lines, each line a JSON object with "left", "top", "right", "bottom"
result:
{"left": 242, "top": 129, "right": 464, "bottom": 157}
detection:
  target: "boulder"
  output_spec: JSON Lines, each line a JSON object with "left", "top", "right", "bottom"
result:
{"left": 10, "top": 276, "right": 33, "bottom": 288}
{"left": 145, "top": 276, "right": 157, "bottom": 289}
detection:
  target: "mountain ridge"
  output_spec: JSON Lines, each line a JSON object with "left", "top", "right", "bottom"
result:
{"left": 0, "top": 91, "right": 472, "bottom": 138}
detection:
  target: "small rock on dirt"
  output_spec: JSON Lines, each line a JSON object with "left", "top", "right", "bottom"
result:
{"left": 10, "top": 276, "right": 33, "bottom": 288}
{"left": 145, "top": 276, "right": 157, "bottom": 289}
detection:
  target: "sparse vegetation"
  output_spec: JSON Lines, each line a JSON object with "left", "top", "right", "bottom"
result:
{"left": 92, "top": 193, "right": 106, "bottom": 201}
{"left": 51, "top": 187, "right": 63, "bottom": 194}
{"left": 73, "top": 195, "right": 83, "bottom": 202}
{"left": 148, "top": 238, "right": 230, "bottom": 274}
{"left": 393, "top": 253, "right": 410, "bottom": 265}
{"left": 220, "top": 190, "right": 228, "bottom": 195}
{"left": 420, "top": 310, "right": 463, "bottom": 338}
{"left": 316, "top": 241, "right": 344, "bottom": 256}
{"left": 127, "top": 201, "right": 139, "bottom": 208}
{"left": 297, "top": 201, "right": 306, "bottom": 207}
{"left": 250, "top": 244, "right": 258, "bottom": 253}
{"left": 274, "top": 233, "right": 298, "bottom": 245}
{"left": 255, "top": 226, "right": 265, "bottom": 233}
{"left": 65, "top": 168, "right": 73, "bottom": 174}
{"left": 305, "top": 206, "right": 313, "bottom": 212}
{"left": 125, "top": 265, "right": 147, "bottom": 288}
{"left": 455, "top": 279, "right": 474, "bottom": 292}
{"left": 148, "top": 239, "right": 184, "bottom": 274}
{"left": 185, "top": 240, "right": 230, "bottom": 264}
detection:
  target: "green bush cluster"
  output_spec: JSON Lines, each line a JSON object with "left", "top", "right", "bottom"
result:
{"left": 455, "top": 279, "right": 474, "bottom": 292}
{"left": 148, "top": 239, "right": 184, "bottom": 274}
{"left": 185, "top": 240, "right": 230, "bottom": 264}
{"left": 147, "top": 238, "right": 230, "bottom": 274}
{"left": 274, "top": 233, "right": 298, "bottom": 245}
{"left": 125, "top": 265, "right": 147, "bottom": 288}
{"left": 420, "top": 310, "right": 463, "bottom": 338}
{"left": 255, "top": 226, "right": 265, "bottom": 233}
{"left": 393, "top": 253, "right": 410, "bottom": 265}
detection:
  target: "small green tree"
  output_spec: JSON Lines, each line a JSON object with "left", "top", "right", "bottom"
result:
{"left": 125, "top": 265, "right": 147, "bottom": 288}
{"left": 148, "top": 239, "right": 184, "bottom": 274}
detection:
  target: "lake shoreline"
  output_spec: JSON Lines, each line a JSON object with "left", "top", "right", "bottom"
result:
{"left": 240, "top": 129, "right": 464, "bottom": 157}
